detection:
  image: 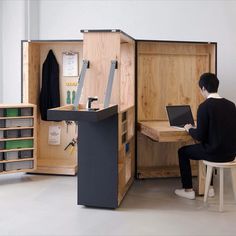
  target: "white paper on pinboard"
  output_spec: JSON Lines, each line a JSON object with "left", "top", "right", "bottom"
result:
{"left": 48, "top": 126, "right": 61, "bottom": 145}
{"left": 62, "top": 53, "right": 79, "bottom": 76}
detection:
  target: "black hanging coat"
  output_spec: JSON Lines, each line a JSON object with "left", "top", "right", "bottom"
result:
{"left": 39, "top": 50, "right": 60, "bottom": 121}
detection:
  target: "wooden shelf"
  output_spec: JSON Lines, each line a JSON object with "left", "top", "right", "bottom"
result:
{"left": 28, "top": 158, "right": 77, "bottom": 175}
{"left": 0, "top": 104, "right": 35, "bottom": 108}
{"left": 0, "top": 168, "right": 35, "bottom": 175}
{"left": 0, "top": 126, "right": 33, "bottom": 131}
{"left": 0, "top": 137, "right": 34, "bottom": 141}
{"left": 0, "top": 158, "right": 34, "bottom": 163}
{"left": 0, "top": 116, "right": 33, "bottom": 120}
{"left": 0, "top": 148, "right": 34, "bottom": 153}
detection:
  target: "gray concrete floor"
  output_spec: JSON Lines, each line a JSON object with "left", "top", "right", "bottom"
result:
{"left": 0, "top": 172, "right": 236, "bottom": 236}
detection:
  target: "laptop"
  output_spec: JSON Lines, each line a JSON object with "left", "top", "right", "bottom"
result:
{"left": 166, "top": 105, "right": 194, "bottom": 129}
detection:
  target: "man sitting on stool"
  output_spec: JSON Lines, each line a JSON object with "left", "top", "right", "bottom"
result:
{"left": 175, "top": 73, "right": 236, "bottom": 200}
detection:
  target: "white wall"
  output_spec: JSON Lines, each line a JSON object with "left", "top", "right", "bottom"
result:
{"left": 1, "top": 0, "right": 236, "bottom": 103}
{"left": 1, "top": 0, "right": 39, "bottom": 103}
{"left": 1, "top": 0, "right": 27, "bottom": 103}
{"left": 39, "top": 0, "right": 236, "bottom": 102}
{"left": 26, "top": 0, "right": 40, "bottom": 40}
{"left": 0, "top": 1, "right": 3, "bottom": 103}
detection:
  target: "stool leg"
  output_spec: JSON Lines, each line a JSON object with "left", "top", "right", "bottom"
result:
{"left": 230, "top": 168, "right": 236, "bottom": 201}
{"left": 204, "top": 165, "right": 213, "bottom": 203}
{"left": 219, "top": 167, "right": 224, "bottom": 212}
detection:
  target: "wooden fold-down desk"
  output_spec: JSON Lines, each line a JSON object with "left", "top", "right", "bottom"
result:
{"left": 138, "top": 121, "right": 193, "bottom": 143}
{"left": 138, "top": 121, "right": 205, "bottom": 195}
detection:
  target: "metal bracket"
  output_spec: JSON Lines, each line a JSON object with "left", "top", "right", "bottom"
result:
{"left": 73, "top": 60, "right": 90, "bottom": 110}
{"left": 103, "top": 60, "right": 118, "bottom": 108}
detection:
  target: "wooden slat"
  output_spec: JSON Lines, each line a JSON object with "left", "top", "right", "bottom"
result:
{"left": 0, "top": 104, "right": 35, "bottom": 108}
{"left": 0, "top": 148, "right": 35, "bottom": 153}
{"left": 0, "top": 137, "right": 34, "bottom": 141}
{"left": 0, "top": 168, "right": 35, "bottom": 175}
{"left": 29, "top": 158, "right": 77, "bottom": 175}
{"left": 0, "top": 126, "right": 34, "bottom": 131}
{"left": 0, "top": 158, "right": 34, "bottom": 164}
{"left": 0, "top": 116, "right": 33, "bottom": 120}
{"left": 198, "top": 160, "right": 206, "bottom": 195}
{"left": 120, "top": 42, "right": 135, "bottom": 111}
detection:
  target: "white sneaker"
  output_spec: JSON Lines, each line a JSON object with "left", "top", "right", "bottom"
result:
{"left": 175, "top": 189, "right": 196, "bottom": 200}
{"left": 208, "top": 186, "right": 215, "bottom": 197}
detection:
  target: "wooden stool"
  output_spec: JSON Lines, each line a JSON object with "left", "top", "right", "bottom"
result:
{"left": 203, "top": 159, "right": 236, "bottom": 212}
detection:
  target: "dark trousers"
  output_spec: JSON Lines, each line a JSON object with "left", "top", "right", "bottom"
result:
{"left": 178, "top": 144, "right": 213, "bottom": 189}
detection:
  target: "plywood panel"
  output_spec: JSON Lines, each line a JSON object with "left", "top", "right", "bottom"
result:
{"left": 137, "top": 42, "right": 216, "bottom": 121}
{"left": 137, "top": 165, "right": 198, "bottom": 178}
{"left": 209, "top": 44, "right": 216, "bottom": 73}
{"left": 137, "top": 41, "right": 216, "bottom": 179}
{"left": 138, "top": 121, "right": 193, "bottom": 142}
{"left": 39, "top": 43, "right": 83, "bottom": 107}
{"left": 120, "top": 42, "right": 135, "bottom": 111}
{"left": 118, "top": 106, "right": 135, "bottom": 150}
{"left": 118, "top": 136, "right": 135, "bottom": 204}
{"left": 137, "top": 132, "right": 195, "bottom": 168}
{"left": 138, "top": 42, "right": 214, "bottom": 55}
{"left": 23, "top": 42, "right": 40, "bottom": 105}
{"left": 23, "top": 41, "right": 82, "bottom": 175}
{"left": 138, "top": 53, "right": 209, "bottom": 121}
{"left": 82, "top": 32, "right": 121, "bottom": 106}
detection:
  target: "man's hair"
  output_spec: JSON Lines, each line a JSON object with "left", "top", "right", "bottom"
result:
{"left": 199, "top": 73, "right": 219, "bottom": 93}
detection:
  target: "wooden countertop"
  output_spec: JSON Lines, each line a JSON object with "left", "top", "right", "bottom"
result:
{"left": 138, "top": 121, "right": 193, "bottom": 142}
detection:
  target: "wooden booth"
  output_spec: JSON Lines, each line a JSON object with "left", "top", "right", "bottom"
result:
{"left": 22, "top": 40, "right": 83, "bottom": 175}
{"left": 136, "top": 41, "right": 217, "bottom": 189}
{"left": 21, "top": 30, "right": 217, "bottom": 206}
{"left": 47, "top": 30, "right": 135, "bottom": 208}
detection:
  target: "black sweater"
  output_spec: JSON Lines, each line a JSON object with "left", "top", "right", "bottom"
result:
{"left": 189, "top": 98, "right": 236, "bottom": 161}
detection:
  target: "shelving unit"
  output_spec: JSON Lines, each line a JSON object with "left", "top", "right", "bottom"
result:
{"left": 0, "top": 104, "right": 37, "bottom": 174}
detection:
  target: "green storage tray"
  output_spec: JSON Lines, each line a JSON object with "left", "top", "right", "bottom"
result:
{"left": 5, "top": 108, "right": 19, "bottom": 117}
{"left": 5, "top": 140, "right": 33, "bottom": 149}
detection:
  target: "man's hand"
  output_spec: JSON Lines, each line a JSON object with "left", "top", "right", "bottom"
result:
{"left": 184, "top": 124, "right": 194, "bottom": 132}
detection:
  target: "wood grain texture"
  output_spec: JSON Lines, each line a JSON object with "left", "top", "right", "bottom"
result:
{"left": 39, "top": 42, "right": 83, "bottom": 106}
{"left": 120, "top": 42, "right": 135, "bottom": 111}
{"left": 198, "top": 160, "right": 206, "bottom": 195}
{"left": 118, "top": 135, "right": 135, "bottom": 204}
{"left": 138, "top": 121, "right": 193, "bottom": 142}
{"left": 137, "top": 131, "right": 197, "bottom": 171}
{"left": 82, "top": 32, "right": 121, "bottom": 106}
{"left": 137, "top": 41, "right": 216, "bottom": 179}
{"left": 82, "top": 32, "right": 135, "bottom": 112}
{"left": 22, "top": 42, "right": 83, "bottom": 175}
{"left": 23, "top": 43, "right": 40, "bottom": 105}
{"left": 137, "top": 165, "right": 198, "bottom": 178}
{"left": 137, "top": 42, "right": 216, "bottom": 121}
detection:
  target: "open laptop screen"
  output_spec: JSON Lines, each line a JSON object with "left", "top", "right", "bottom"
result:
{"left": 166, "top": 105, "right": 194, "bottom": 128}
